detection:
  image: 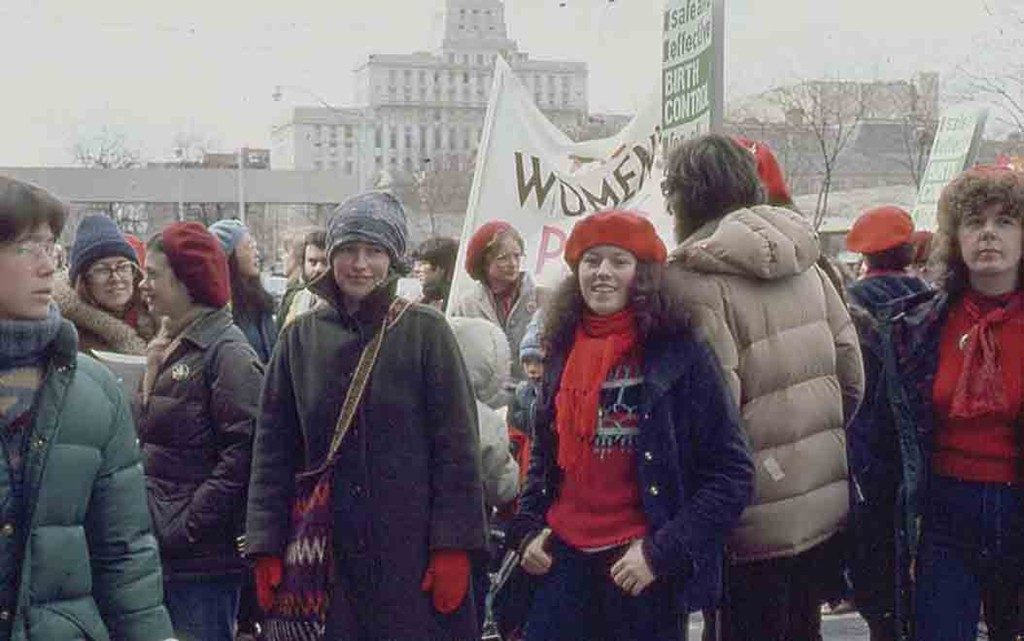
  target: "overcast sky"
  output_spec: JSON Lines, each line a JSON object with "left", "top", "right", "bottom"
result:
{"left": 0, "top": 0, "right": 1004, "bottom": 166}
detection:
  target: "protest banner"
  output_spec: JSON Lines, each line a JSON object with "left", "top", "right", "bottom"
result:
{"left": 911, "top": 105, "right": 988, "bottom": 229}
{"left": 661, "top": 0, "right": 724, "bottom": 155}
{"left": 446, "top": 57, "right": 671, "bottom": 312}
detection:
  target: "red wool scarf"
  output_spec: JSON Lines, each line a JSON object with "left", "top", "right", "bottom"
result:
{"left": 950, "top": 290, "right": 1024, "bottom": 420}
{"left": 554, "top": 308, "right": 639, "bottom": 478}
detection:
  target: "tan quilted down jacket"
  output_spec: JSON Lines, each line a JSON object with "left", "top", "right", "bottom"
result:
{"left": 668, "top": 205, "right": 864, "bottom": 563}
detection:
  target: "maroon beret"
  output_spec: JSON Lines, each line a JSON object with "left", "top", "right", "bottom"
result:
{"left": 465, "top": 220, "right": 519, "bottom": 279}
{"left": 160, "top": 222, "right": 230, "bottom": 308}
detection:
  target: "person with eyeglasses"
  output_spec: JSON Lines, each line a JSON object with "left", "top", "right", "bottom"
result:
{"left": 54, "top": 214, "right": 154, "bottom": 355}
{"left": 0, "top": 177, "right": 174, "bottom": 640}
{"left": 449, "top": 221, "right": 550, "bottom": 389}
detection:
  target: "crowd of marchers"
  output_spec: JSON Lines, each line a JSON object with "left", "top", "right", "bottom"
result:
{"left": 0, "top": 131, "right": 1021, "bottom": 641}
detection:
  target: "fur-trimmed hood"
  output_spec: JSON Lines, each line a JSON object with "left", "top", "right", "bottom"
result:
{"left": 53, "top": 271, "right": 154, "bottom": 355}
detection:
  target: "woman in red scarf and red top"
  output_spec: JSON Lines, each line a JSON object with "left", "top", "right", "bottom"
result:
{"left": 878, "top": 165, "right": 1024, "bottom": 641}
{"left": 504, "top": 210, "right": 754, "bottom": 641}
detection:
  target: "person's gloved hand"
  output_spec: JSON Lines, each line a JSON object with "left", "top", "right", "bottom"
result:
{"left": 419, "top": 549, "right": 470, "bottom": 614}
{"left": 254, "top": 555, "right": 283, "bottom": 612}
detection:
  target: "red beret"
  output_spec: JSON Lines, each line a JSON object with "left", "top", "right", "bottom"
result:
{"left": 160, "top": 222, "right": 230, "bottom": 308}
{"left": 564, "top": 210, "right": 667, "bottom": 269}
{"left": 465, "top": 220, "right": 518, "bottom": 279}
{"left": 846, "top": 206, "right": 915, "bottom": 254}
{"left": 735, "top": 137, "right": 792, "bottom": 205}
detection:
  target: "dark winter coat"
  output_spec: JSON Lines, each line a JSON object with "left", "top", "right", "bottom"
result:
{"left": 506, "top": 328, "right": 755, "bottom": 612}
{"left": 845, "top": 274, "right": 931, "bottom": 627}
{"left": 3, "top": 320, "right": 172, "bottom": 640}
{"left": 234, "top": 308, "right": 277, "bottom": 363}
{"left": 132, "top": 307, "right": 263, "bottom": 579}
{"left": 246, "top": 279, "right": 488, "bottom": 641}
{"left": 870, "top": 287, "right": 951, "bottom": 635}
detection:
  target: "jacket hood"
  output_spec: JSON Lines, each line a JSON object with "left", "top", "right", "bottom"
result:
{"left": 448, "top": 316, "right": 512, "bottom": 410}
{"left": 670, "top": 205, "right": 821, "bottom": 280}
{"left": 52, "top": 271, "right": 149, "bottom": 355}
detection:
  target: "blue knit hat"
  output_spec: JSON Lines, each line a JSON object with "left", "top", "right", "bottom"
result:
{"left": 69, "top": 214, "right": 138, "bottom": 284}
{"left": 519, "top": 310, "right": 544, "bottom": 362}
{"left": 208, "top": 219, "right": 249, "bottom": 256}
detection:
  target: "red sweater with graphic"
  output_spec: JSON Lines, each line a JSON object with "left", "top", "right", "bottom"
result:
{"left": 932, "top": 291, "right": 1024, "bottom": 483}
{"left": 546, "top": 351, "right": 649, "bottom": 549}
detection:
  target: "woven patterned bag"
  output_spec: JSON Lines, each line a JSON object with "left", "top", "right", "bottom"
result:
{"left": 263, "top": 298, "right": 410, "bottom": 641}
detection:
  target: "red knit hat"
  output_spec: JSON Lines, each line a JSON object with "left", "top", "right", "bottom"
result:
{"left": 734, "top": 137, "right": 792, "bottom": 205}
{"left": 160, "top": 222, "right": 230, "bottom": 308}
{"left": 465, "top": 220, "right": 521, "bottom": 280}
{"left": 846, "top": 206, "right": 915, "bottom": 254}
{"left": 564, "top": 210, "right": 667, "bottom": 269}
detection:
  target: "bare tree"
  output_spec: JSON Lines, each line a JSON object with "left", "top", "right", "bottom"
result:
{"left": 956, "top": 2, "right": 1024, "bottom": 138}
{"left": 71, "top": 128, "right": 147, "bottom": 234}
{"left": 766, "top": 80, "right": 868, "bottom": 228}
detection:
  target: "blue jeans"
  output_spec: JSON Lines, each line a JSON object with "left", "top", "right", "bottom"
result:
{"left": 914, "top": 476, "right": 1024, "bottom": 641}
{"left": 164, "top": 575, "right": 242, "bottom": 641}
{"left": 524, "top": 536, "right": 686, "bottom": 641}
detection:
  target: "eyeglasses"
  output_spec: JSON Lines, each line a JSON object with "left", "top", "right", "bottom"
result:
{"left": 6, "top": 236, "right": 58, "bottom": 261}
{"left": 86, "top": 261, "right": 138, "bottom": 282}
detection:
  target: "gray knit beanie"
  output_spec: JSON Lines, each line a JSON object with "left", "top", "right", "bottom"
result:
{"left": 325, "top": 191, "right": 408, "bottom": 272}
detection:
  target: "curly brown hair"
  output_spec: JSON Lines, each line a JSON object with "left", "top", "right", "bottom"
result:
{"left": 933, "top": 166, "right": 1024, "bottom": 297}
{"left": 541, "top": 262, "right": 692, "bottom": 360}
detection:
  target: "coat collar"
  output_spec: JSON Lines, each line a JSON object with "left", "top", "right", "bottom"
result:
{"left": 53, "top": 272, "right": 147, "bottom": 354}
{"left": 50, "top": 320, "right": 79, "bottom": 369}
{"left": 178, "top": 307, "right": 234, "bottom": 350}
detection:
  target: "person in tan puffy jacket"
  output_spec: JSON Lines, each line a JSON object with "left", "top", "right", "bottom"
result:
{"left": 662, "top": 134, "right": 864, "bottom": 641}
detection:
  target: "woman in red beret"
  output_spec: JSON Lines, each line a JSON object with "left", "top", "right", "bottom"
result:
{"left": 505, "top": 210, "right": 753, "bottom": 641}
{"left": 449, "top": 220, "right": 549, "bottom": 386}
{"left": 134, "top": 222, "right": 265, "bottom": 641}
{"left": 875, "top": 166, "right": 1024, "bottom": 641}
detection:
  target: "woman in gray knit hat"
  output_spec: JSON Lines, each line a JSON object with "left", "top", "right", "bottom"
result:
{"left": 245, "top": 191, "right": 487, "bottom": 641}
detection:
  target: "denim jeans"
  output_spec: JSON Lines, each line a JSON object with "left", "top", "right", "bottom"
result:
{"left": 164, "top": 575, "right": 242, "bottom": 641}
{"left": 524, "top": 536, "right": 686, "bottom": 641}
{"left": 914, "top": 475, "right": 1024, "bottom": 641}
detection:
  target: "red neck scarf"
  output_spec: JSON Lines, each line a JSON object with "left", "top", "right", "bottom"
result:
{"left": 554, "top": 308, "right": 639, "bottom": 478}
{"left": 950, "top": 289, "right": 1024, "bottom": 419}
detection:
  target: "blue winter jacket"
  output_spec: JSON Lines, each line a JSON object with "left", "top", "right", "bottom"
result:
{"left": 507, "top": 330, "right": 754, "bottom": 612}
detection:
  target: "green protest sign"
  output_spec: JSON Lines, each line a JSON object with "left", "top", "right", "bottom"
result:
{"left": 662, "top": 0, "right": 723, "bottom": 154}
{"left": 911, "top": 105, "right": 988, "bottom": 230}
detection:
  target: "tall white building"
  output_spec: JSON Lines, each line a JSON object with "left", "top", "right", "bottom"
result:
{"left": 271, "top": 0, "right": 588, "bottom": 190}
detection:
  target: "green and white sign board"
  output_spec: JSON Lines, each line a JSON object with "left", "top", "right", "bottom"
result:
{"left": 662, "top": 0, "right": 724, "bottom": 155}
{"left": 911, "top": 105, "right": 989, "bottom": 230}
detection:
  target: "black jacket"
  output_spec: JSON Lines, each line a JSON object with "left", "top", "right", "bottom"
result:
{"left": 133, "top": 307, "right": 263, "bottom": 578}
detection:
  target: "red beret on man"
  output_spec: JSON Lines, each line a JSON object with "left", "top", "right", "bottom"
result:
{"left": 564, "top": 210, "right": 667, "bottom": 269}
{"left": 734, "top": 137, "right": 792, "bottom": 206}
{"left": 159, "top": 222, "right": 231, "bottom": 308}
{"left": 465, "top": 220, "right": 518, "bottom": 279}
{"left": 846, "top": 205, "right": 915, "bottom": 254}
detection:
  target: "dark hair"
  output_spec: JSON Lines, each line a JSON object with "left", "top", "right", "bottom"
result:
{"left": 414, "top": 237, "right": 459, "bottom": 276}
{"left": 471, "top": 228, "right": 525, "bottom": 282}
{"left": 664, "top": 134, "right": 765, "bottom": 242}
{"left": 228, "top": 252, "right": 274, "bottom": 316}
{"left": 863, "top": 243, "right": 915, "bottom": 272}
{"left": 542, "top": 262, "right": 691, "bottom": 361}
{"left": 0, "top": 176, "right": 67, "bottom": 243}
{"left": 933, "top": 166, "right": 1024, "bottom": 297}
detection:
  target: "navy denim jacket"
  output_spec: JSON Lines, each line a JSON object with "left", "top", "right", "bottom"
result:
{"left": 507, "top": 331, "right": 754, "bottom": 611}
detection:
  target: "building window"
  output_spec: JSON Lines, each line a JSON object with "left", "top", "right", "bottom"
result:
{"left": 403, "top": 157, "right": 413, "bottom": 172}
{"left": 314, "top": 160, "right": 322, "bottom": 170}
{"left": 404, "top": 126, "right": 413, "bottom": 148}
{"left": 389, "top": 127, "right": 397, "bottom": 149}
{"left": 420, "top": 125, "right": 428, "bottom": 150}
{"left": 450, "top": 127, "right": 458, "bottom": 149}
{"left": 345, "top": 160, "right": 354, "bottom": 175}
{"left": 434, "top": 127, "right": 442, "bottom": 149}
{"left": 344, "top": 125, "right": 353, "bottom": 137}
{"left": 374, "top": 127, "right": 382, "bottom": 148}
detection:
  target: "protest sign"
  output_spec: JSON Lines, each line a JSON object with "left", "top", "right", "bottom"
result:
{"left": 91, "top": 349, "right": 146, "bottom": 398}
{"left": 446, "top": 57, "right": 671, "bottom": 311}
{"left": 661, "top": 0, "right": 724, "bottom": 155}
{"left": 911, "top": 105, "right": 988, "bottom": 229}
